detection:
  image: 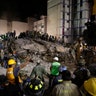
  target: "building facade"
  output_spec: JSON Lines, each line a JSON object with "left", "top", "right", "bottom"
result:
{"left": 47, "top": 0, "right": 90, "bottom": 43}
{"left": 0, "top": 16, "right": 47, "bottom": 36}
{"left": 0, "top": 19, "right": 28, "bottom": 36}
{"left": 33, "top": 15, "right": 47, "bottom": 33}
{"left": 72, "top": 0, "right": 90, "bottom": 39}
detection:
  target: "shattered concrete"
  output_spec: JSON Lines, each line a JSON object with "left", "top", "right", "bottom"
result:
{"left": 0, "top": 38, "right": 76, "bottom": 77}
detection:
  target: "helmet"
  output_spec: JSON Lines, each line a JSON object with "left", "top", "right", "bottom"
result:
{"left": 37, "top": 60, "right": 41, "bottom": 64}
{"left": 59, "top": 66, "right": 67, "bottom": 73}
{"left": 80, "top": 55, "right": 84, "bottom": 59}
{"left": 8, "top": 59, "right": 16, "bottom": 65}
{"left": 53, "top": 57, "right": 59, "bottom": 61}
{"left": 84, "top": 78, "right": 96, "bottom": 96}
{"left": 24, "top": 78, "right": 44, "bottom": 95}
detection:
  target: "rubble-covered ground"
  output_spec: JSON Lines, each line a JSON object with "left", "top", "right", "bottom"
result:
{"left": 0, "top": 38, "right": 76, "bottom": 82}
{"left": 17, "top": 39, "right": 76, "bottom": 72}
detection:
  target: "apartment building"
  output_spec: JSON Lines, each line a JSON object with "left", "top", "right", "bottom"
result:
{"left": 47, "top": 0, "right": 90, "bottom": 43}
{"left": 0, "top": 15, "right": 47, "bottom": 36}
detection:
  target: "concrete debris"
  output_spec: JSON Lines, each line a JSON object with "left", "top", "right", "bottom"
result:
{"left": 0, "top": 38, "right": 76, "bottom": 76}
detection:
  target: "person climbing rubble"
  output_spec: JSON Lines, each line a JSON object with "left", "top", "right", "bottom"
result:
{"left": 30, "top": 60, "right": 49, "bottom": 82}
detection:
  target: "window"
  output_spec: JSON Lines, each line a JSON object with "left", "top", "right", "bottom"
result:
{"left": 63, "top": 4, "right": 65, "bottom": 8}
{"left": 80, "top": 11, "right": 82, "bottom": 18}
{"left": 41, "top": 25, "right": 44, "bottom": 28}
{"left": 80, "top": 0, "right": 82, "bottom": 6}
{"left": 67, "top": 13, "right": 69, "bottom": 15}
{"left": 67, "top": 5, "right": 69, "bottom": 8}
{"left": 67, "top": 20, "right": 69, "bottom": 23}
{"left": 79, "top": 27, "right": 82, "bottom": 35}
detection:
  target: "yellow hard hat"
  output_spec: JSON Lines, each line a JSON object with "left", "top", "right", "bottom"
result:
{"left": 8, "top": 59, "right": 16, "bottom": 65}
{"left": 84, "top": 78, "right": 96, "bottom": 96}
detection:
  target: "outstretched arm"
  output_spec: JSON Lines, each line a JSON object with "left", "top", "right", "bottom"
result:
{"left": 19, "top": 56, "right": 31, "bottom": 69}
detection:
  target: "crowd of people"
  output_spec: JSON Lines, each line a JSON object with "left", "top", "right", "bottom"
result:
{"left": 0, "top": 30, "right": 96, "bottom": 96}
{"left": 18, "top": 30, "right": 62, "bottom": 44}
{"left": 0, "top": 55, "right": 96, "bottom": 96}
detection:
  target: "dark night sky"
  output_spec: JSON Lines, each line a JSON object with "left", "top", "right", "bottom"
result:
{"left": 0, "top": 0, "right": 47, "bottom": 21}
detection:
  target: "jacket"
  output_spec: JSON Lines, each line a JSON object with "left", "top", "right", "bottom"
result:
{"left": 30, "top": 64, "right": 49, "bottom": 81}
{"left": 6, "top": 67, "right": 22, "bottom": 84}
{"left": 50, "top": 62, "right": 61, "bottom": 76}
{"left": 52, "top": 81, "right": 81, "bottom": 96}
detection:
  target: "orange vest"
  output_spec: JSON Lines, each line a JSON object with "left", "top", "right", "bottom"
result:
{"left": 6, "top": 67, "right": 22, "bottom": 84}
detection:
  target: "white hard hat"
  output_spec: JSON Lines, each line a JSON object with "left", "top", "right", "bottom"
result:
{"left": 53, "top": 57, "right": 59, "bottom": 61}
{"left": 84, "top": 43, "right": 87, "bottom": 45}
{"left": 37, "top": 60, "right": 41, "bottom": 64}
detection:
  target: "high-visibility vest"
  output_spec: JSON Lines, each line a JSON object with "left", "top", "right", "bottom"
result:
{"left": 51, "top": 62, "right": 61, "bottom": 76}
{"left": 6, "top": 67, "right": 22, "bottom": 84}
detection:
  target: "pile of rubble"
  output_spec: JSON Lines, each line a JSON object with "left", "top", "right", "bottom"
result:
{"left": 0, "top": 38, "right": 76, "bottom": 76}
{"left": 15, "top": 38, "right": 76, "bottom": 75}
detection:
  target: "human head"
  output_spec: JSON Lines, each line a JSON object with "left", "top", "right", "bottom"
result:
{"left": 78, "top": 58, "right": 86, "bottom": 66}
{"left": 36, "top": 60, "right": 41, "bottom": 65}
{"left": 53, "top": 57, "right": 59, "bottom": 61}
{"left": 51, "top": 58, "right": 61, "bottom": 76}
{"left": 88, "top": 63, "right": 96, "bottom": 76}
{"left": 8, "top": 59, "right": 16, "bottom": 66}
{"left": 59, "top": 65, "right": 67, "bottom": 73}
{"left": 79, "top": 37, "right": 83, "bottom": 41}
{"left": 62, "top": 70, "right": 72, "bottom": 80}
{"left": 12, "top": 50, "right": 16, "bottom": 54}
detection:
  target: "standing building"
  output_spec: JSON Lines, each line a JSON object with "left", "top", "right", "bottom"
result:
{"left": 72, "top": 0, "right": 90, "bottom": 38}
{"left": 33, "top": 15, "right": 47, "bottom": 33}
{"left": 27, "top": 17, "right": 37, "bottom": 31}
{"left": 47, "top": 0, "right": 90, "bottom": 43}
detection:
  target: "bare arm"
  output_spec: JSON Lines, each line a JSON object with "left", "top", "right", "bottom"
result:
{"left": 19, "top": 56, "right": 31, "bottom": 69}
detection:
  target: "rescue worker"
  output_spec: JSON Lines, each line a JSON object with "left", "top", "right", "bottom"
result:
{"left": 80, "top": 63, "right": 96, "bottom": 96}
{"left": 23, "top": 77, "right": 45, "bottom": 96}
{"left": 51, "top": 65, "right": 67, "bottom": 88}
{"left": 74, "top": 37, "right": 86, "bottom": 63}
{"left": 6, "top": 57, "right": 30, "bottom": 96}
{"left": 72, "top": 57, "right": 90, "bottom": 88}
{"left": 30, "top": 60, "right": 49, "bottom": 82}
{"left": 69, "top": 45, "right": 77, "bottom": 64}
{"left": 43, "top": 58, "right": 63, "bottom": 96}
{"left": 51, "top": 70, "right": 81, "bottom": 96}
{"left": 48, "top": 57, "right": 61, "bottom": 89}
